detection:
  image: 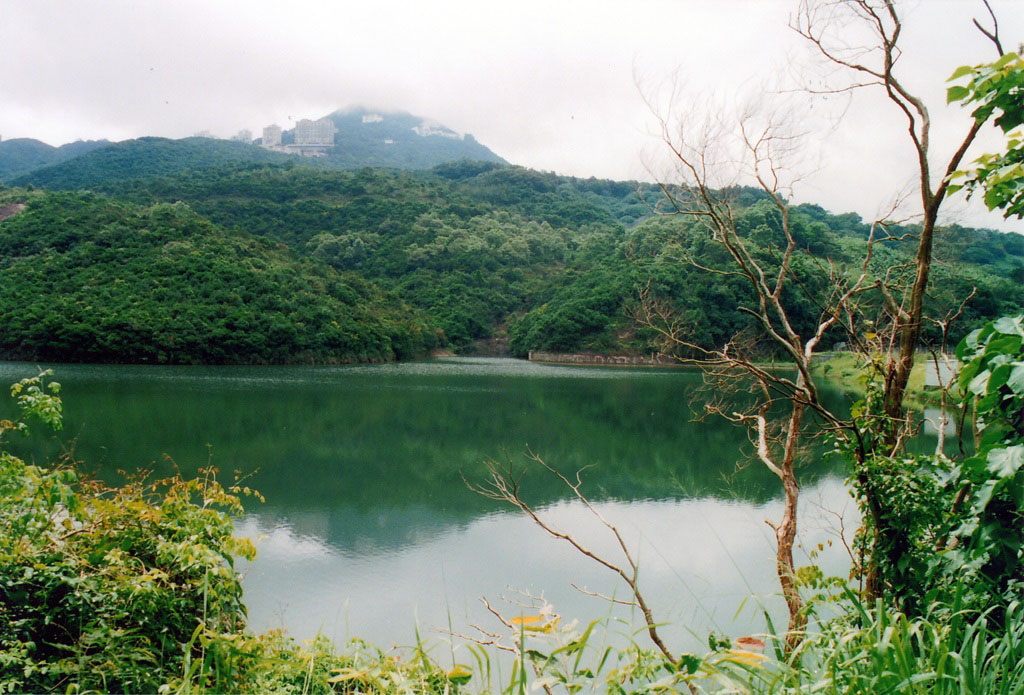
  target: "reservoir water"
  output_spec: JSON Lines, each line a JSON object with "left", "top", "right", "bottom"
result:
{"left": 0, "top": 357, "right": 871, "bottom": 654}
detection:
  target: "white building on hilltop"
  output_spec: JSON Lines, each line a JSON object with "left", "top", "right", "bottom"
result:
{"left": 260, "top": 118, "right": 336, "bottom": 157}
{"left": 262, "top": 124, "right": 282, "bottom": 147}
{"left": 295, "top": 117, "right": 337, "bottom": 145}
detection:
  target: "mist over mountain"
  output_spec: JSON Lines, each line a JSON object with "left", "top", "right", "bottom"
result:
{"left": 316, "top": 107, "right": 506, "bottom": 169}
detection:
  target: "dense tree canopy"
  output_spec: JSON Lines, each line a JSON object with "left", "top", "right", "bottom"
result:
{"left": 1, "top": 153, "right": 1021, "bottom": 363}
{"left": 0, "top": 190, "right": 438, "bottom": 364}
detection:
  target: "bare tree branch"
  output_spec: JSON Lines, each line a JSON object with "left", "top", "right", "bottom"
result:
{"left": 467, "top": 456, "right": 676, "bottom": 662}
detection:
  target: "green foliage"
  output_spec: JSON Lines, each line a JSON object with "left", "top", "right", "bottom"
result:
{"left": 839, "top": 315, "right": 1024, "bottom": 620}
{"left": 0, "top": 138, "right": 110, "bottom": 183}
{"left": 0, "top": 372, "right": 254, "bottom": 693}
{"left": 430, "top": 593, "right": 1024, "bottom": 694}
{"left": 0, "top": 373, "right": 464, "bottom": 694}
{"left": 948, "top": 53, "right": 1024, "bottom": 217}
{"left": 163, "top": 631, "right": 459, "bottom": 695}
{"left": 946, "top": 315, "right": 1024, "bottom": 607}
{"left": 0, "top": 139, "right": 59, "bottom": 182}
{"left": 5, "top": 151, "right": 1023, "bottom": 361}
{"left": 7, "top": 370, "right": 62, "bottom": 432}
{"left": 92, "top": 164, "right": 604, "bottom": 351}
{"left": 836, "top": 354, "right": 953, "bottom": 613}
{"left": 12, "top": 137, "right": 298, "bottom": 190}
{"left": 709, "top": 596, "right": 1024, "bottom": 694}
{"left": 508, "top": 266, "right": 630, "bottom": 355}
{"left": 0, "top": 191, "right": 438, "bottom": 364}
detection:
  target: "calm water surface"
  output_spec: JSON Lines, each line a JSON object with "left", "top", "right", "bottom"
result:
{"left": 1, "top": 358, "right": 873, "bottom": 653}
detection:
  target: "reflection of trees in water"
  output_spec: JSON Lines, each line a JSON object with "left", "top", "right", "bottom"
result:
{"left": 5, "top": 363, "right": 862, "bottom": 527}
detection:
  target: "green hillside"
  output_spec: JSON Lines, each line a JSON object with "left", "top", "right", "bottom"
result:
{"left": 11, "top": 137, "right": 296, "bottom": 190}
{"left": 508, "top": 206, "right": 1024, "bottom": 357}
{"left": 0, "top": 138, "right": 109, "bottom": 182}
{"left": 3, "top": 154, "right": 1022, "bottom": 363}
{"left": 90, "top": 164, "right": 632, "bottom": 347}
{"left": 0, "top": 189, "right": 438, "bottom": 364}
{"left": 72, "top": 162, "right": 1024, "bottom": 358}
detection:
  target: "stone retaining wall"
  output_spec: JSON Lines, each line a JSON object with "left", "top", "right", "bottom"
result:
{"left": 528, "top": 351, "right": 673, "bottom": 366}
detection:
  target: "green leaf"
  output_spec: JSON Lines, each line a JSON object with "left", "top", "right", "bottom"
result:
{"left": 973, "top": 480, "right": 999, "bottom": 512}
{"left": 956, "top": 328, "right": 983, "bottom": 362}
{"left": 948, "top": 64, "right": 975, "bottom": 81}
{"left": 980, "top": 422, "right": 1012, "bottom": 449}
{"left": 985, "top": 335, "right": 1023, "bottom": 360}
{"left": 978, "top": 322, "right": 998, "bottom": 345}
{"left": 447, "top": 666, "right": 473, "bottom": 685}
{"left": 978, "top": 390, "right": 1001, "bottom": 413}
{"left": 994, "top": 53, "right": 1018, "bottom": 69}
{"left": 969, "top": 369, "right": 992, "bottom": 396}
{"left": 947, "top": 85, "right": 971, "bottom": 104}
{"left": 985, "top": 187, "right": 1004, "bottom": 210}
{"left": 678, "top": 654, "right": 702, "bottom": 675}
{"left": 992, "top": 316, "right": 1024, "bottom": 338}
{"left": 987, "top": 446, "right": 1024, "bottom": 478}
{"left": 1006, "top": 363, "right": 1024, "bottom": 395}
{"left": 989, "top": 363, "right": 1012, "bottom": 392}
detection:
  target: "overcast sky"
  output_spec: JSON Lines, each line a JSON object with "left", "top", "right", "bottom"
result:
{"left": 2, "top": 0, "right": 1021, "bottom": 231}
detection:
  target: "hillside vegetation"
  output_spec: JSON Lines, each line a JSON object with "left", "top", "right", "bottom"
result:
{"left": 0, "top": 138, "right": 110, "bottom": 182}
{"left": 1, "top": 149, "right": 1022, "bottom": 364}
{"left": 6, "top": 108, "right": 505, "bottom": 187}
{"left": 0, "top": 189, "right": 437, "bottom": 364}
{"left": 94, "top": 161, "right": 1024, "bottom": 353}
{"left": 10, "top": 137, "right": 297, "bottom": 190}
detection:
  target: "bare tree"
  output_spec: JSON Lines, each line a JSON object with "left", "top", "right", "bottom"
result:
{"left": 630, "top": 0, "right": 1007, "bottom": 637}
{"left": 470, "top": 453, "right": 675, "bottom": 661}
{"left": 469, "top": 454, "right": 702, "bottom": 694}
{"left": 633, "top": 104, "right": 885, "bottom": 646}
{"left": 793, "top": 0, "right": 1005, "bottom": 431}
{"left": 475, "top": 0, "right": 1006, "bottom": 658}
{"left": 786, "top": 0, "right": 1006, "bottom": 595}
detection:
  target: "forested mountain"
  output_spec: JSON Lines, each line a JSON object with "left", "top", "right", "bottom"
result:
{"left": 4, "top": 108, "right": 504, "bottom": 186}
{"left": 96, "top": 164, "right": 584, "bottom": 346}
{"left": 10, "top": 137, "right": 296, "bottom": 190}
{"left": 311, "top": 107, "right": 506, "bottom": 169}
{"left": 0, "top": 189, "right": 437, "bottom": 364}
{"left": 1, "top": 157, "right": 1021, "bottom": 364}
{"left": 0, "top": 138, "right": 110, "bottom": 182}
{"left": 508, "top": 208, "right": 1024, "bottom": 356}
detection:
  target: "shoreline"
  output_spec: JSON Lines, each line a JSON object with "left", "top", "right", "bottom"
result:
{"left": 527, "top": 350, "right": 678, "bottom": 367}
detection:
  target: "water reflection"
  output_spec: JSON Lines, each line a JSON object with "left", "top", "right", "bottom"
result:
{"left": 0, "top": 358, "right": 886, "bottom": 649}
{"left": 237, "top": 477, "right": 858, "bottom": 653}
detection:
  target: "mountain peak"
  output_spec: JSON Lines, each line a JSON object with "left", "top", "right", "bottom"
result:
{"left": 280, "top": 107, "right": 505, "bottom": 168}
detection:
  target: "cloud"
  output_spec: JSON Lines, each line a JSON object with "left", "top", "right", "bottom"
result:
{"left": 1, "top": 0, "right": 1020, "bottom": 230}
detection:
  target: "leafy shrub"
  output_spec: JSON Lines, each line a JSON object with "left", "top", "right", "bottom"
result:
{"left": 0, "top": 371, "right": 464, "bottom": 694}
{"left": 0, "top": 372, "right": 256, "bottom": 692}
{"left": 943, "top": 315, "right": 1024, "bottom": 609}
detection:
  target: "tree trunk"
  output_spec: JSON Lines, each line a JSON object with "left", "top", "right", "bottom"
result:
{"left": 778, "top": 397, "right": 807, "bottom": 648}
{"left": 884, "top": 211, "right": 936, "bottom": 424}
